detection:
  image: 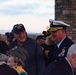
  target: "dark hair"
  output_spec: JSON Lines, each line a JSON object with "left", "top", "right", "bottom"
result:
{"left": 0, "top": 41, "right": 9, "bottom": 55}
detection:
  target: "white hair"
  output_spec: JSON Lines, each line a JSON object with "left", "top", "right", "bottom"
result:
{"left": 67, "top": 44, "right": 76, "bottom": 57}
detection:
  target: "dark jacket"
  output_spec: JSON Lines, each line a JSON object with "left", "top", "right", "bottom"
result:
{"left": 42, "top": 58, "right": 76, "bottom": 75}
{"left": 0, "top": 64, "right": 19, "bottom": 75}
{"left": 9, "top": 37, "right": 45, "bottom": 75}
{"left": 48, "top": 36, "right": 74, "bottom": 61}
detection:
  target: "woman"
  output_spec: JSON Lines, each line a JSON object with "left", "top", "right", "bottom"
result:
{"left": 7, "top": 46, "right": 28, "bottom": 75}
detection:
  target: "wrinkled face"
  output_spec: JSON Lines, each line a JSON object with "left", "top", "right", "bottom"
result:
{"left": 7, "top": 56, "right": 16, "bottom": 68}
{"left": 14, "top": 31, "right": 26, "bottom": 43}
{"left": 51, "top": 30, "right": 63, "bottom": 43}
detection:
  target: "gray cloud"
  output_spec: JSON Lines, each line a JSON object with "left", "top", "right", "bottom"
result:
{"left": 0, "top": 0, "right": 54, "bottom": 17}
{"left": 0, "top": 3, "right": 39, "bottom": 15}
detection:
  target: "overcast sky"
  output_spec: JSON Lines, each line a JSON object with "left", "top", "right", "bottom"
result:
{"left": 0, "top": 0, "right": 55, "bottom": 33}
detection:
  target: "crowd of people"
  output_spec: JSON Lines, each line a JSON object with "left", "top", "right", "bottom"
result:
{"left": 0, "top": 19, "right": 76, "bottom": 75}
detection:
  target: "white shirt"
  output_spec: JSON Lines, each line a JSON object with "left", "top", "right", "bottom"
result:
{"left": 57, "top": 36, "right": 66, "bottom": 48}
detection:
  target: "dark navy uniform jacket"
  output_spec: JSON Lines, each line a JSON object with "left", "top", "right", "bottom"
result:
{"left": 48, "top": 36, "right": 74, "bottom": 61}
{"left": 42, "top": 58, "right": 76, "bottom": 75}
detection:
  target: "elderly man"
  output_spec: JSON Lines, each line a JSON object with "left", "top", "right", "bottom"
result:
{"left": 47, "top": 20, "right": 74, "bottom": 61}
{"left": 42, "top": 43, "right": 76, "bottom": 75}
{"left": 9, "top": 24, "right": 45, "bottom": 75}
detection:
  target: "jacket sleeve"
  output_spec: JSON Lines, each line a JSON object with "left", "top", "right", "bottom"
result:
{"left": 35, "top": 42, "right": 45, "bottom": 75}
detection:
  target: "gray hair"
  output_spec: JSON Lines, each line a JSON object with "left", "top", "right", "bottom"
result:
{"left": 67, "top": 44, "right": 76, "bottom": 57}
{"left": 10, "top": 46, "right": 29, "bottom": 62}
{"left": 0, "top": 53, "right": 8, "bottom": 61}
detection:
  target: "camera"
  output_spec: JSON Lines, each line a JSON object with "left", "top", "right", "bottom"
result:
{"left": 42, "top": 30, "right": 51, "bottom": 37}
{"left": 5, "top": 32, "right": 14, "bottom": 43}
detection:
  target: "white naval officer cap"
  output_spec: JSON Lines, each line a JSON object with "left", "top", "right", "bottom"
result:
{"left": 49, "top": 19, "right": 70, "bottom": 32}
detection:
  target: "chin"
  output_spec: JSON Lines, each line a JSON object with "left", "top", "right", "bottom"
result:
{"left": 19, "top": 38, "right": 26, "bottom": 42}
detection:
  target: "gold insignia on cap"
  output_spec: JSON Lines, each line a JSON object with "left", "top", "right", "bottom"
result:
{"left": 49, "top": 27, "right": 63, "bottom": 32}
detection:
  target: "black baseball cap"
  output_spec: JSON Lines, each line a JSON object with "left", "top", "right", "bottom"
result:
{"left": 12, "top": 24, "right": 26, "bottom": 34}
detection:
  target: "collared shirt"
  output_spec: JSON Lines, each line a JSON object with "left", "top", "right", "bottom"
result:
{"left": 57, "top": 36, "right": 66, "bottom": 48}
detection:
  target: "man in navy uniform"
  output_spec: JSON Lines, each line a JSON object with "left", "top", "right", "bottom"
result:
{"left": 48, "top": 19, "right": 74, "bottom": 61}
{"left": 42, "top": 44, "right": 76, "bottom": 75}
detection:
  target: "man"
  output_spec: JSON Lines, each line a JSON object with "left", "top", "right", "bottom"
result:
{"left": 42, "top": 43, "right": 76, "bottom": 75}
{"left": 9, "top": 24, "right": 45, "bottom": 75}
{"left": 48, "top": 20, "right": 74, "bottom": 61}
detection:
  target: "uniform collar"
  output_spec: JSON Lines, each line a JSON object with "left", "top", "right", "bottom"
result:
{"left": 57, "top": 36, "right": 66, "bottom": 48}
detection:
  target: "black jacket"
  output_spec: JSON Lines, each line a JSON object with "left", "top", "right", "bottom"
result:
{"left": 42, "top": 58, "right": 76, "bottom": 75}
{"left": 48, "top": 36, "right": 74, "bottom": 60}
{"left": 0, "top": 64, "right": 19, "bottom": 75}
